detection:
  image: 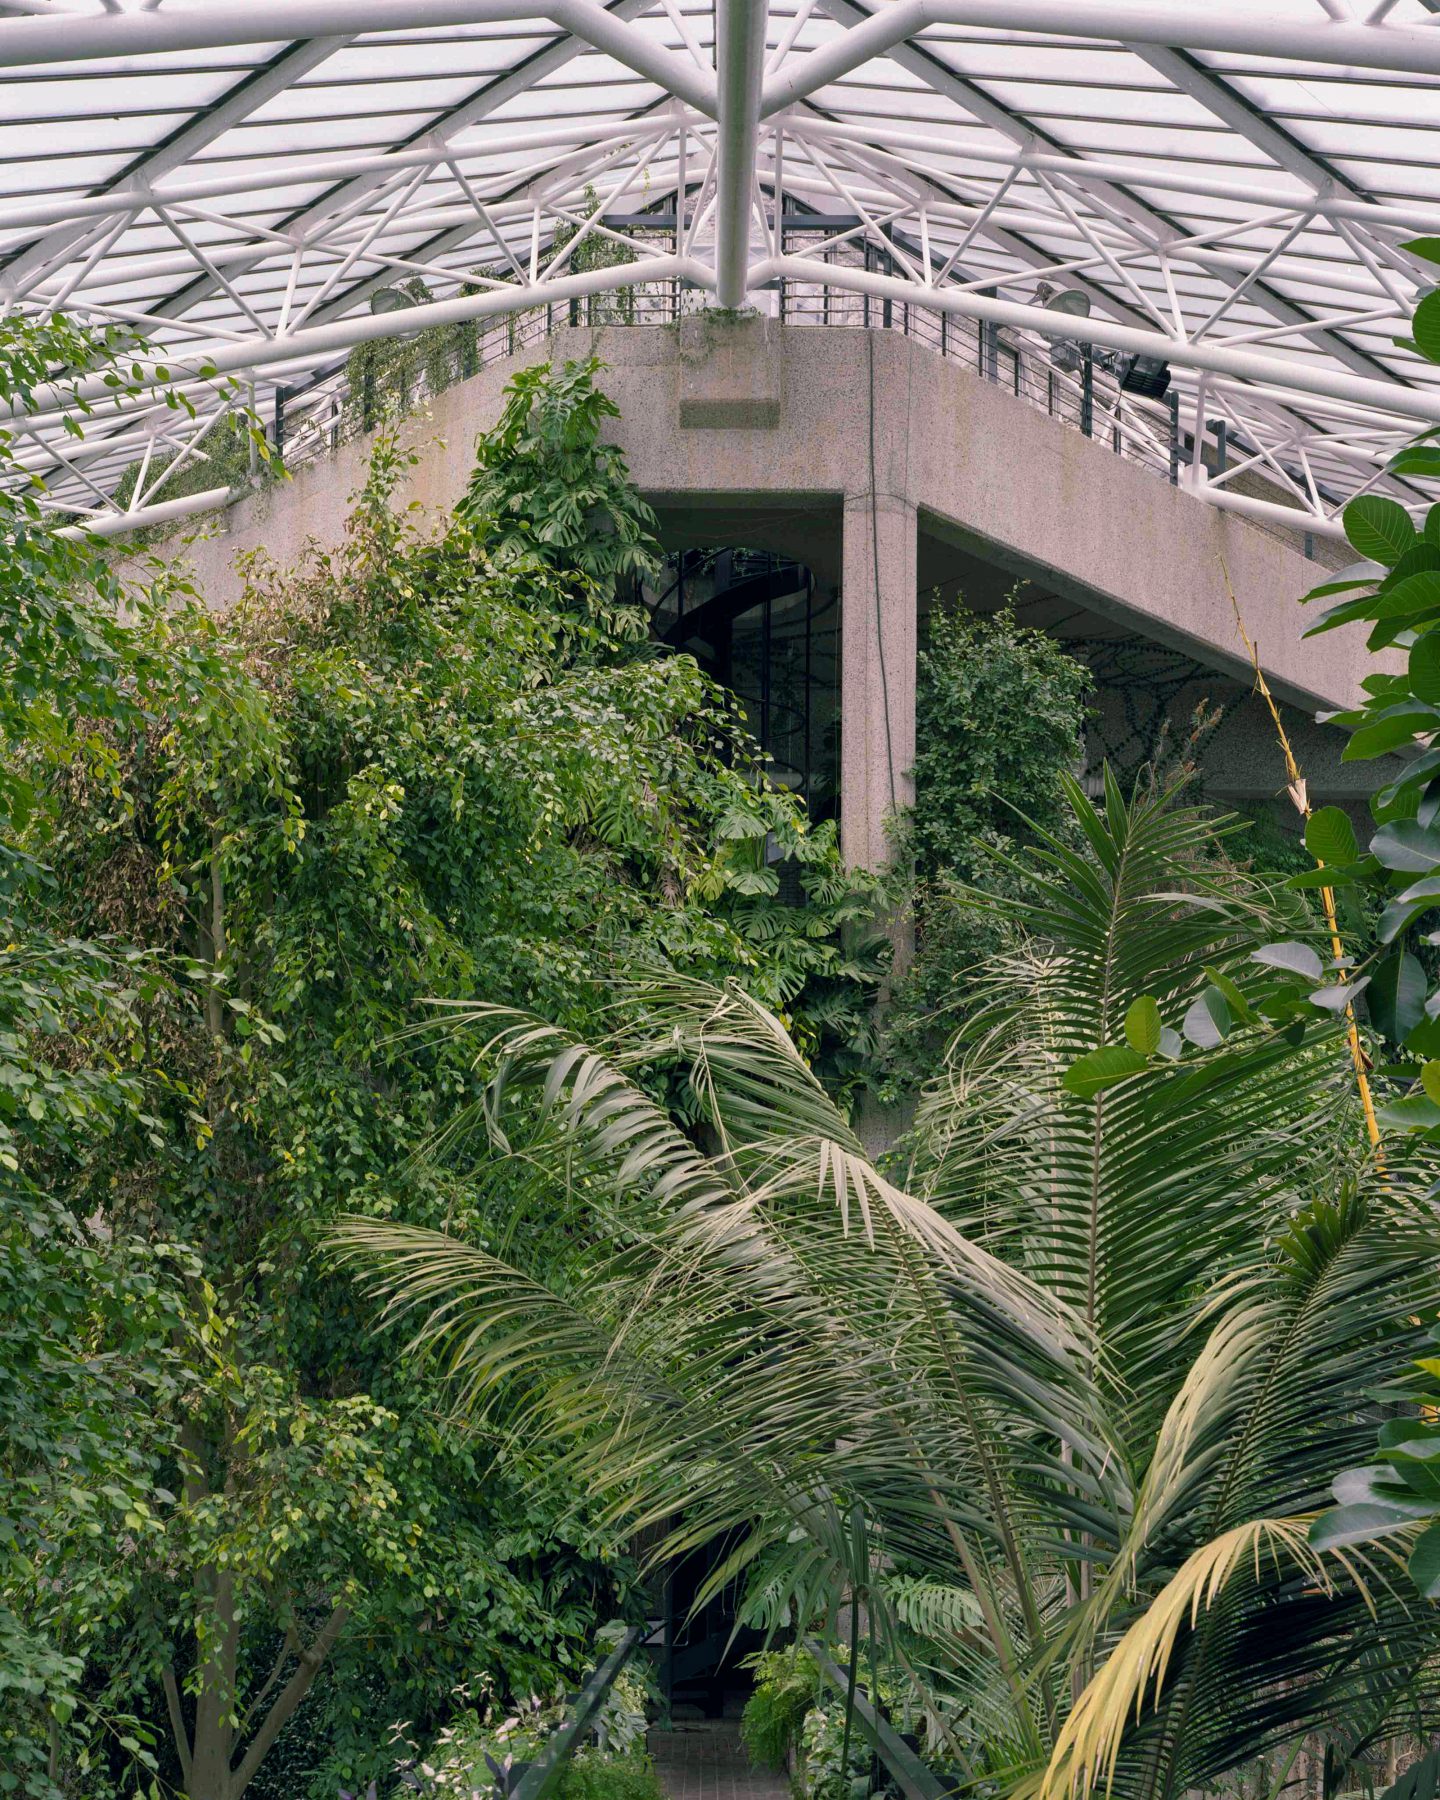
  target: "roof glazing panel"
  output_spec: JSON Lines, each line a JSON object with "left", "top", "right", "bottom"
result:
{"left": 1, "top": 0, "right": 1436, "bottom": 540}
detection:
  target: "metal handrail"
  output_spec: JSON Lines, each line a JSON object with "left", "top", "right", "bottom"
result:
{"left": 269, "top": 276, "right": 1179, "bottom": 501}
{"left": 507, "top": 1623, "right": 655, "bottom": 1800}
{"left": 810, "top": 1645, "right": 954, "bottom": 1800}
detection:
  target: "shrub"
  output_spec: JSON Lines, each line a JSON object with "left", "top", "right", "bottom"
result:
{"left": 741, "top": 1646, "right": 819, "bottom": 1770}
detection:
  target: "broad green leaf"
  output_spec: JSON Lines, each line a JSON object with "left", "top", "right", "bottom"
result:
{"left": 1310, "top": 1501, "right": 1416, "bottom": 1550}
{"left": 1378, "top": 893, "right": 1440, "bottom": 944}
{"left": 1379, "top": 1090, "right": 1440, "bottom": 1130}
{"left": 1302, "top": 592, "right": 1390, "bottom": 638}
{"left": 1304, "top": 805, "right": 1357, "bottom": 867}
{"left": 1372, "top": 568, "right": 1440, "bottom": 620}
{"left": 1201, "top": 966, "right": 1254, "bottom": 1025}
{"left": 1298, "top": 559, "right": 1384, "bottom": 602}
{"left": 1251, "top": 941, "right": 1322, "bottom": 982}
{"left": 1333, "top": 1464, "right": 1437, "bottom": 1518}
{"left": 1405, "top": 1013, "right": 1440, "bottom": 1059}
{"left": 1344, "top": 494, "right": 1419, "bottom": 566}
{"left": 1416, "top": 289, "right": 1440, "bottom": 366}
{"left": 1124, "top": 995, "right": 1161, "bottom": 1056}
{"left": 1390, "top": 447, "right": 1440, "bottom": 479}
{"left": 1422, "top": 1063, "right": 1440, "bottom": 1106}
{"left": 1309, "top": 978, "right": 1369, "bottom": 1013}
{"left": 1414, "top": 631, "right": 1440, "bottom": 704}
{"left": 1378, "top": 747, "right": 1440, "bottom": 812}
{"left": 1369, "top": 950, "right": 1427, "bottom": 1045}
{"left": 1373, "top": 819, "right": 1440, "bottom": 873}
{"left": 1403, "top": 237, "right": 1440, "bottom": 266}
{"left": 1343, "top": 705, "right": 1440, "bottom": 761}
{"left": 1062, "top": 1044, "right": 1149, "bottom": 1099}
{"left": 1182, "top": 986, "right": 1231, "bottom": 1048}
{"left": 1285, "top": 863, "right": 1366, "bottom": 891}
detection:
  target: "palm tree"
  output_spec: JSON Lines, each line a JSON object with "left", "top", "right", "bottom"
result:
{"left": 330, "top": 775, "right": 1440, "bottom": 1798}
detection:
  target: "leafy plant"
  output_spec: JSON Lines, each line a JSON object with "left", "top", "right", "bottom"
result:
{"left": 741, "top": 1646, "right": 819, "bottom": 1769}
{"left": 880, "top": 601, "right": 1089, "bottom": 1094}
{"left": 332, "top": 775, "right": 1438, "bottom": 1800}
{"left": 4, "top": 338, "right": 884, "bottom": 1797}
{"left": 1281, "top": 239, "right": 1440, "bottom": 1086}
{"left": 1315, "top": 1322, "right": 1440, "bottom": 1601}
{"left": 456, "top": 354, "right": 661, "bottom": 600}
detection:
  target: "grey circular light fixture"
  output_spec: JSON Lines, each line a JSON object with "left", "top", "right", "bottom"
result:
{"left": 369, "top": 285, "right": 417, "bottom": 315}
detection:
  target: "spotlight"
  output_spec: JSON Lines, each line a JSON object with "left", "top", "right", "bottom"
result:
{"left": 369, "top": 286, "right": 416, "bottom": 314}
{"left": 1117, "top": 353, "right": 1172, "bottom": 400}
{"left": 1041, "top": 287, "right": 1092, "bottom": 373}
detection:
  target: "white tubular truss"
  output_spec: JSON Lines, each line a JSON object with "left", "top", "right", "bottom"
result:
{"left": 6, "top": 0, "right": 1440, "bottom": 540}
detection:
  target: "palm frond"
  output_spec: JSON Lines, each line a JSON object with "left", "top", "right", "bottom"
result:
{"left": 1036, "top": 1517, "right": 1349, "bottom": 1800}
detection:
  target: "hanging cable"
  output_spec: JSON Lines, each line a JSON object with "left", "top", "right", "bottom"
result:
{"left": 867, "top": 330, "right": 898, "bottom": 816}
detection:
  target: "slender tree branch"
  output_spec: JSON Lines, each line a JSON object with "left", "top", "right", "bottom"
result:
{"left": 231, "top": 1602, "right": 349, "bottom": 1797}
{"left": 235, "top": 1627, "right": 299, "bottom": 1744}
{"left": 162, "top": 1665, "right": 192, "bottom": 1785}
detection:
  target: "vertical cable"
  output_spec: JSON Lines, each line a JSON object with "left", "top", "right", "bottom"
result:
{"left": 867, "top": 332, "right": 898, "bottom": 815}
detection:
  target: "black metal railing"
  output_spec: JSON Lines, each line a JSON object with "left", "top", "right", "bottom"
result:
{"left": 381, "top": 1624, "right": 657, "bottom": 1800}
{"left": 269, "top": 271, "right": 1179, "bottom": 500}
{"left": 810, "top": 1646, "right": 953, "bottom": 1800}
{"left": 509, "top": 1624, "right": 653, "bottom": 1800}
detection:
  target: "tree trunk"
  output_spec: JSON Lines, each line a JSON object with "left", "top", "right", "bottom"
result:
{"left": 187, "top": 1568, "right": 238, "bottom": 1800}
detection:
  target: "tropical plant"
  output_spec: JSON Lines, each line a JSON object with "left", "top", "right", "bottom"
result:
{"left": 5, "top": 342, "right": 885, "bottom": 1798}
{"left": 879, "top": 601, "right": 1090, "bottom": 1095}
{"left": 1283, "top": 239, "right": 1440, "bottom": 1079}
{"left": 740, "top": 1645, "right": 819, "bottom": 1769}
{"left": 455, "top": 353, "right": 661, "bottom": 599}
{"left": 332, "top": 776, "right": 1439, "bottom": 1800}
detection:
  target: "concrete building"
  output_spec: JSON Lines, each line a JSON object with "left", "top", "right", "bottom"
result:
{"left": 160, "top": 315, "right": 1381, "bottom": 871}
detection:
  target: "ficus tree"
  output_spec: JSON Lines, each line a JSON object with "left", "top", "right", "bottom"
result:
{"left": 1226, "top": 243, "right": 1440, "bottom": 1667}
{"left": 6, "top": 341, "right": 886, "bottom": 1799}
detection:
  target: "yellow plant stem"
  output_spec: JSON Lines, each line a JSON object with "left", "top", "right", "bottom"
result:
{"left": 1221, "top": 561, "right": 1384, "bottom": 1161}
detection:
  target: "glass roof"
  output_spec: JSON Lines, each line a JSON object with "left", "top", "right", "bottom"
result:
{"left": 3, "top": 0, "right": 1439, "bottom": 537}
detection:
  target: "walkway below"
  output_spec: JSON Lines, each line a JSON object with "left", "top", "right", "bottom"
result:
{"left": 649, "top": 1721, "right": 791, "bottom": 1800}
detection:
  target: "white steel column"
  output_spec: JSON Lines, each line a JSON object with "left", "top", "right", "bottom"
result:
{"left": 713, "top": 0, "right": 769, "bottom": 308}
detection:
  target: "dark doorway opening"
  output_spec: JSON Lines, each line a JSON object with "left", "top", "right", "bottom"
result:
{"left": 642, "top": 548, "right": 841, "bottom": 826}
{"left": 659, "top": 1534, "right": 764, "bottom": 1724}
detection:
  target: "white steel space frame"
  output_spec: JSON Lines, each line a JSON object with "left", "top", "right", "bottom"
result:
{"left": 6, "top": 0, "right": 1440, "bottom": 541}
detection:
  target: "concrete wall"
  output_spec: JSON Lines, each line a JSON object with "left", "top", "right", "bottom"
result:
{"left": 148, "top": 316, "right": 1372, "bottom": 867}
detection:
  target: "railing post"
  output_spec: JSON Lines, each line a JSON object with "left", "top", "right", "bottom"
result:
{"left": 272, "top": 385, "right": 286, "bottom": 460}
{"left": 1169, "top": 390, "right": 1180, "bottom": 484}
{"left": 1081, "top": 347, "right": 1094, "bottom": 437}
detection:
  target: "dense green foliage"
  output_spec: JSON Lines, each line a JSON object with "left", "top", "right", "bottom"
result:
{"left": 740, "top": 1647, "right": 818, "bottom": 1770}
{"left": 1280, "top": 238, "right": 1440, "bottom": 1073}
{"left": 880, "top": 602, "right": 1089, "bottom": 1093}
{"left": 336, "top": 776, "right": 1440, "bottom": 1800}
{"left": 1, "top": 334, "right": 881, "bottom": 1800}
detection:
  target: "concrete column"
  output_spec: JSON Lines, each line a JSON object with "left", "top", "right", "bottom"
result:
{"left": 841, "top": 490, "right": 917, "bottom": 871}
